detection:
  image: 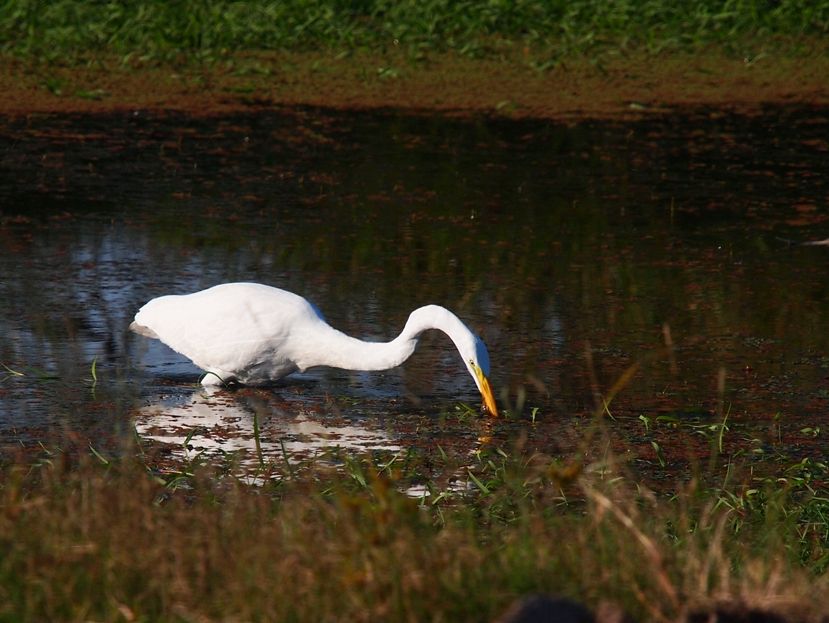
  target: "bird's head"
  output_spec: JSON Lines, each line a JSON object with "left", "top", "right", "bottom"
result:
{"left": 406, "top": 304, "right": 499, "bottom": 417}
{"left": 463, "top": 336, "right": 499, "bottom": 417}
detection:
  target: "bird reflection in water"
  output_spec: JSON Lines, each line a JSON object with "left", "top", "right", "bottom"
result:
{"left": 134, "top": 387, "right": 402, "bottom": 474}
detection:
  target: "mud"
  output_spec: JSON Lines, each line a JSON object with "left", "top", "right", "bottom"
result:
{"left": 2, "top": 51, "right": 829, "bottom": 120}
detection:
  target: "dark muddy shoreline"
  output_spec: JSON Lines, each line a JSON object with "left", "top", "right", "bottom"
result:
{"left": 3, "top": 50, "right": 829, "bottom": 120}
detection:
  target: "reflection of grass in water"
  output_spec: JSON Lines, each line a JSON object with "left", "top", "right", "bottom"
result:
{"left": 0, "top": 361, "right": 60, "bottom": 382}
{"left": 2, "top": 427, "right": 828, "bottom": 622}
{"left": 1, "top": 359, "right": 102, "bottom": 385}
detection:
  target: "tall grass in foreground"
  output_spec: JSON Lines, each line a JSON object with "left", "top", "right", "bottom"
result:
{"left": 1, "top": 440, "right": 827, "bottom": 622}
{"left": 1, "top": 0, "right": 828, "bottom": 64}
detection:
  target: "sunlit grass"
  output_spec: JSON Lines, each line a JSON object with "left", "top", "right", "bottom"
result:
{"left": 1, "top": 427, "right": 827, "bottom": 622}
{"left": 1, "top": 0, "right": 828, "bottom": 66}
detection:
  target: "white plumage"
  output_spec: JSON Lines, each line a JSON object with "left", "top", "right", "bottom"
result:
{"left": 131, "top": 283, "right": 498, "bottom": 416}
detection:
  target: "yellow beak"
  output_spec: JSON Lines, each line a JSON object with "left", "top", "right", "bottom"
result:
{"left": 473, "top": 364, "right": 499, "bottom": 417}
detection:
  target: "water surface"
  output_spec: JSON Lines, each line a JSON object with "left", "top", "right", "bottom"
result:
{"left": 1, "top": 106, "right": 827, "bottom": 480}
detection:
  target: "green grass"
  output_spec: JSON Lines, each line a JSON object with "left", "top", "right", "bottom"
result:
{"left": 2, "top": 0, "right": 828, "bottom": 65}
{"left": 1, "top": 430, "right": 827, "bottom": 622}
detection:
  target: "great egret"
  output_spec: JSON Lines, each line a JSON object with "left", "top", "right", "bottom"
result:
{"left": 130, "top": 283, "right": 499, "bottom": 416}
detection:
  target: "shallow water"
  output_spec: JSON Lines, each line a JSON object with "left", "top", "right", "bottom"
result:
{"left": 1, "top": 106, "right": 827, "bottom": 480}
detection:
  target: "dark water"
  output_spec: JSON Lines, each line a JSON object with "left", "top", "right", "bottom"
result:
{"left": 1, "top": 106, "right": 827, "bottom": 478}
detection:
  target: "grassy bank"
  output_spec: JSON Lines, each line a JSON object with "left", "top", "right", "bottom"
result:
{"left": 1, "top": 1, "right": 829, "bottom": 118}
{"left": 1, "top": 434, "right": 828, "bottom": 622}
{"left": 2, "top": 0, "right": 828, "bottom": 65}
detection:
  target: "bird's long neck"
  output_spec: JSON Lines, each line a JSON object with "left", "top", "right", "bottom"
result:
{"left": 299, "top": 305, "right": 469, "bottom": 373}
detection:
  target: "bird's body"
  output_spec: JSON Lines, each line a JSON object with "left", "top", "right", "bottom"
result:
{"left": 131, "top": 283, "right": 498, "bottom": 415}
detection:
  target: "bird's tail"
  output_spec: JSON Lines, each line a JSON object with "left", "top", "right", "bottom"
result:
{"left": 129, "top": 321, "right": 159, "bottom": 339}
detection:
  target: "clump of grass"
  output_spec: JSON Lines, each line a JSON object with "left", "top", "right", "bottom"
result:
{"left": 0, "top": 435, "right": 827, "bottom": 622}
{"left": 1, "top": 0, "right": 828, "bottom": 66}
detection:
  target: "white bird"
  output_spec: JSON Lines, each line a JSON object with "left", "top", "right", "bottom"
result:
{"left": 130, "top": 282, "right": 499, "bottom": 416}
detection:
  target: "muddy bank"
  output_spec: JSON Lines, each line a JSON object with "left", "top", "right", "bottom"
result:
{"left": 3, "top": 50, "right": 829, "bottom": 120}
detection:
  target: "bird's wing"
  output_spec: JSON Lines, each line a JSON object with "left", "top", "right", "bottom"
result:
{"left": 133, "top": 284, "right": 319, "bottom": 377}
